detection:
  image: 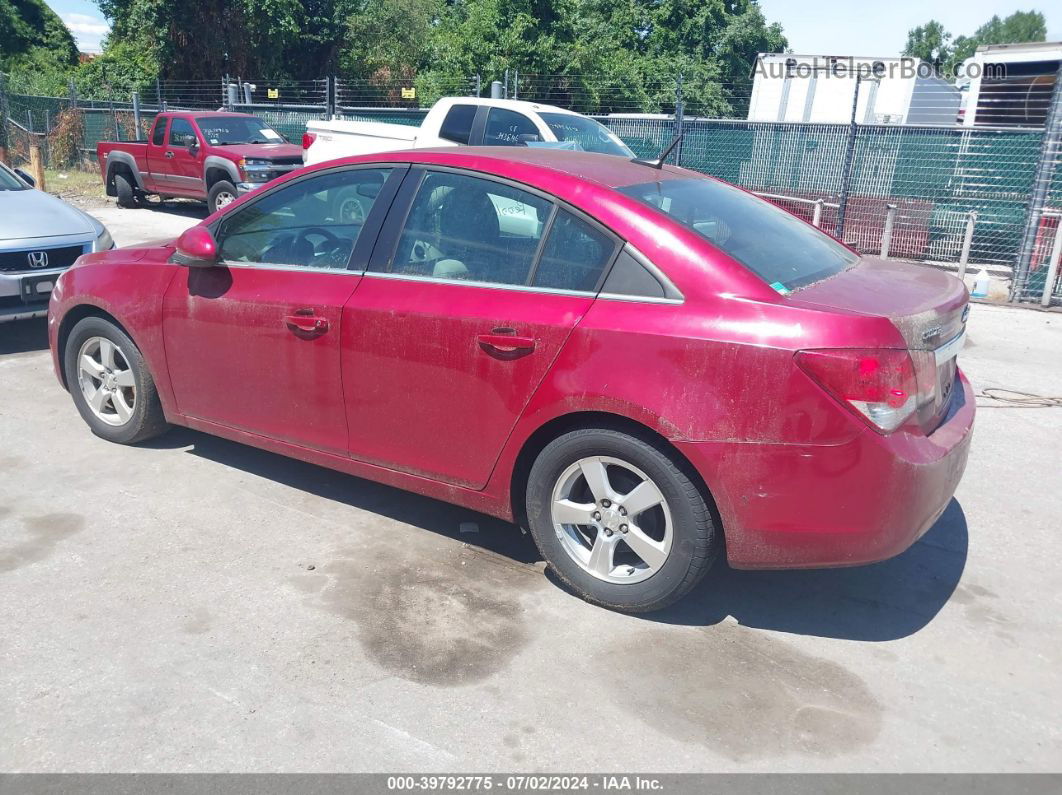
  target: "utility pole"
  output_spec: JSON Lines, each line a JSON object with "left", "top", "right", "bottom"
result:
{"left": 674, "top": 73, "right": 685, "bottom": 166}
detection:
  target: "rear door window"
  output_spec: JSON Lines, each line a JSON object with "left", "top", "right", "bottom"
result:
{"left": 439, "top": 104, "right": 477, "bottom": 144}
{"left": 531, "top": 210, "right": 616, "bottom": 291}
{"left": 151, "top": 118, "right": 166, "bottom": 146}
{"left": 390, "top": 171, "right": 550, "bottom": 285}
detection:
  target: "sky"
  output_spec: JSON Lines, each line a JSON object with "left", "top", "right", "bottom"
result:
{"left": 44, "top": 0, "right": 1062, "bottom": 56}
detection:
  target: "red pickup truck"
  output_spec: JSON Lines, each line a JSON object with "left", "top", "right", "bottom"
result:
{"left": 97, "top": 111, "right": 304, "bottom": 213}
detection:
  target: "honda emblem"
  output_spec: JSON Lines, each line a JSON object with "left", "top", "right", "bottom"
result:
{"left": 27, "top": 251, "right": 49, "bottom": 269}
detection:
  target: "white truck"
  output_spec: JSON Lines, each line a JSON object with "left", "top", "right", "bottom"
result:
{"left": 302, "top": 97, "right": 634, "bottom": 165}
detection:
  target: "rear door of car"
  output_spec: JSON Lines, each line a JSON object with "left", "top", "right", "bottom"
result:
{"left": 340, "top": 166, "right": 621, "bottom": 489}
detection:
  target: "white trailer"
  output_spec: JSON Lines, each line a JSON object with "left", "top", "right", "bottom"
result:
{"left": 748, "top": 53, "right": 961, "bottom": 126}
{"left": 960, "top": 41, "right": 1062, "bottom": 128}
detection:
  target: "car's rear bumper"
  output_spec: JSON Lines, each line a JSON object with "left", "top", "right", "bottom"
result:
{"left": 677, "top": 370, "right": 975, "bottom": 569}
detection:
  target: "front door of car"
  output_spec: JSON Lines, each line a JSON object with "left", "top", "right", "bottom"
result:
{"left": 157, "top": 118, "right": 204, "bottom": 196}
{"left": 342, "top": 168, "right": 619, "bottom": 489}
{"left": 162, "top": 165, "right": 402, "bottom": 454}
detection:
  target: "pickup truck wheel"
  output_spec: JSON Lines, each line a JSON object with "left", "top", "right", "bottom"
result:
{"left": 63, "top": 317, "right": 170, "bottom": 445}
{"left": 208, "top": 181, "right": 238, "bottom": 214}
{"left": 114, "top": 173, "right": 136, "bottom": 208}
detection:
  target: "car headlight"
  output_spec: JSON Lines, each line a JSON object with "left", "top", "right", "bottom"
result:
{"left": 93, "top": 227, "right": 114, "bottom": 252}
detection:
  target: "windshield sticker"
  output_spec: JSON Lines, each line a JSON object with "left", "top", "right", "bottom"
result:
{"left": 260, "top": 129, "right": 282, "bottom": 140}
{"left": 769, "top": 281, "right": 793, "bottom": 296}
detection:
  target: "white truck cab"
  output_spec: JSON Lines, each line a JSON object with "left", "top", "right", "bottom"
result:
{"left": 303, "top": 97, "right": 633, "bottom": 165}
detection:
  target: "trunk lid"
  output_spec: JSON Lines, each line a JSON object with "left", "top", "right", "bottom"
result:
{"left": 790, "top": 256, "right": 970, "bottom": 433}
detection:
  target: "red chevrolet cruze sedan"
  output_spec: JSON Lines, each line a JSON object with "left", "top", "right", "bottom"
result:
{"left": 48, "top": 148, "right": 974, "bottom": 612}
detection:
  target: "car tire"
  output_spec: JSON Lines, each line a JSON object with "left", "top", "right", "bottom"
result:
{"left": 525, "top": 428, "right": 718, "bottom": 613}
{"left": 208, "top": 180, "right": 238, "bottom": 214}
{"left": 114, "top": 172, "right": 136, "bottom": 208}
{"left": 63, "top": 317, "right": 170, "bottom": 445}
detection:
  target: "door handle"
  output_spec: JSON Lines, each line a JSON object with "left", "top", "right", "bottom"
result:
{"left": 477, "top": 333, "right": 535, "bottom": 354}
{"left": 164, "top": 151, "right": 175, "bottom": 158}
{"left": 284, "top": 314, "right": 329, "bottom": 333}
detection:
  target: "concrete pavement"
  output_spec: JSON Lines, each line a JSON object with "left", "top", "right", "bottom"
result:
{"left": 1, "top": 217, "right": 1060, "bottom": 771}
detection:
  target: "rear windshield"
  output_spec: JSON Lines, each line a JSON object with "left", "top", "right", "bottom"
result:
{"left": 619, "top": 178, "right": 858, "bottom": 290}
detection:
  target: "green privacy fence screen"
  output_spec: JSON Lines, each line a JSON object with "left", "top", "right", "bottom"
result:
{"left": 3, "top": 90, "right": 1060, "bottom": 303}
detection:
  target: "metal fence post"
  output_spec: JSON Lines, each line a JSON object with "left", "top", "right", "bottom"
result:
{"left": 812, "top": 199, "right": 824, "bottom": 228}
{"left": 0, "top": 72, "right": 8, "bottom": 165}
{"left": 957, "top": 211, "right": 978, "bottom": 281}
{"left": 674, "top": 73, "right": 684, "bottom": 166}
{"left": 326, "top": 76, "right": 335, "bottom": 119}
{"left": 880, "top": 203, "right": 896, "bottom": 257}
{"left": 1040, "top": 216, "right": 1062, "bottom": 307}
{"left": 1011, "top": 61, "right": 1062, "bottom": 301}
{"left": 131, "top": 91, "right": 141, "bottom": 136}
{"left": 155, "top": 78, "right": 162, "bottom": 111}
{"left": 836, "top": 74, "right": 865, "bottom": 240}
{"left": 474, "top": 74, "right": 481, "bottom": 97}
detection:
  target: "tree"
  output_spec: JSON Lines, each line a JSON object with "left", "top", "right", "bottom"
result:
{"left": 973, "top": 10, "right": 1046, "bottom": 46}
{"left": 0, "top": 0, "right": 79, "bottom": 72}
{"left": 903, "top": 10, "right": 1048, "bottom": 77}
{"left": 902, "top": 20, "right": 951, "bottom": 73}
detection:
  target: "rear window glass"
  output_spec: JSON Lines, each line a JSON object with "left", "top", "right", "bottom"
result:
{"left": 619, "top": 178, "right": 858, "bottom": 290}
{"left": 439, "top": 104, "right": 477, "bottom": 144}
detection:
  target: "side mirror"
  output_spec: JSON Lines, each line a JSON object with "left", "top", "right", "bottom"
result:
{"left": 14, "top": 168, "right": 36, "bottom": 187}
{"left": 172, "top": 226, "right": 219, "bottom": 268}
{"left": 189, "top": 141, "right": 200, "bottom": 156}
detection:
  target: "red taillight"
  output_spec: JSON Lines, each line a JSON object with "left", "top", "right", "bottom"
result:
{"left": 301, "top": 132, "right": 317, "bottom": 150}
{"left": 795, "top": 348, "right": 936, "bottom": 433}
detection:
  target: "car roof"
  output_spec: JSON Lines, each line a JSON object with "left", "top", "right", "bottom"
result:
{"left": 380, "top": 147, "right": 693, "bottom": 190}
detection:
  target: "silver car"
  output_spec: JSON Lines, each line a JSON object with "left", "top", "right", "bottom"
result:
{"left": 0, "top": 162, "right": 114, "bottom": 323}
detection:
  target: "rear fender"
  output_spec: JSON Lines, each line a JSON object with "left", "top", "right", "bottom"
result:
{"left": 104, "top": 150, "right": 146, "bottom": 191}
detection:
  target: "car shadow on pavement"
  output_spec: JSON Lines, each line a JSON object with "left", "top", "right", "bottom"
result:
{"left": 133, "top": 199, "right": 209, "bottom": 220}
{"left": 647, "top": 499, "right": 969, "bottom": 641}
{"left": 143, "top": 427, "right": 967, "bottom": 639}
{"left": 146, "top": 427, "right": 543, "bottom": 565}
{"left": 0, "top": 318, "right": 49, "bottom": 354}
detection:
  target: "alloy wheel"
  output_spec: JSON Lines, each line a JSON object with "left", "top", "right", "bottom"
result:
{"left": 550, "top": 456, "right": 673, "bottom": 584}
{"left": 77, "top": 336, "right": 136, "bottom": 426}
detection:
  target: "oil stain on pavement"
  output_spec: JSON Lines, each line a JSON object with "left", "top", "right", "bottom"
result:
{"left": 597, "top": 623, "right": 882, "bottom": 759}
{"left": 300, "top": 542, "right": 539, "bottom": 687}
{"left": 0, "top": 512, "right": 86, "bottom": 573}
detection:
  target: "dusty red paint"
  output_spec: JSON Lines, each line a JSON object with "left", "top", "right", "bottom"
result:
{"left": 48, "top": 147, "right": 974, "bottom": 568}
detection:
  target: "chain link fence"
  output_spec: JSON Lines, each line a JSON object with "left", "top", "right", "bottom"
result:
{"left": 2, "top": 71, "right": 1060, "bottom": 305}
